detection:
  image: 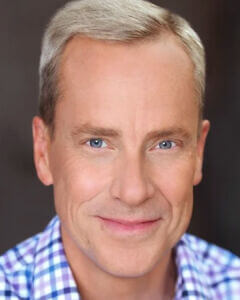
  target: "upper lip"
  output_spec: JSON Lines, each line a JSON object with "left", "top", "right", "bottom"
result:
{"left": 97, "top": 216, "right": 160, "bottom": 225}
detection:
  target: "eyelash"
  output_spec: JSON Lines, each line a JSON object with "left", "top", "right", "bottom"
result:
{"left": 84, "top": 138, "right": 178, "bottom": 151}
{"left": 154, "top": 140, "right": 177, "bottom": 150}
{"left": 86, "top": 138, "right": 108, "bottom": 149}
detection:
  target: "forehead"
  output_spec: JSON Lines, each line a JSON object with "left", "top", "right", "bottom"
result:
{"left": 60, "top": 34, "right": 195, "bottom": 91}
{"left": 55, "top": 35, "right": 198, "bottom": 137}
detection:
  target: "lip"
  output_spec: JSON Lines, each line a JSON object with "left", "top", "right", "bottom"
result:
{"left": 97, "top": 216, "right": 161, "bottom": 235}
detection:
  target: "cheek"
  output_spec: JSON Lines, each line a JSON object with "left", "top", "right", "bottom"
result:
{"left": 51, "top": 152, "right": 111, "bottom": 217}
{"left": 150, "top": 155, "right": 195, "bottom": 245}
{"left": 150, "top": 154, "right": 196, "bottom": 214}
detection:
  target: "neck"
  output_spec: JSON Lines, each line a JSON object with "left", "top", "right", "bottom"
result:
{"left": 62, "top": 227, "right": 177, "bottom": 300}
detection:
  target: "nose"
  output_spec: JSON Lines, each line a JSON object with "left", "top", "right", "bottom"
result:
{"left": 110, "top": 153, "right": 155, "bottom": 207}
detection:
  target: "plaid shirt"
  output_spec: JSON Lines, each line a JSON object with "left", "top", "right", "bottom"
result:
{"left": 0, "top": 216, "right": 240, "bottom": 299}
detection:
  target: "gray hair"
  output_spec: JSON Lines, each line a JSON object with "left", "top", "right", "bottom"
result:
{"left": 39, "top": 0, "right": 205, "bottom": 129}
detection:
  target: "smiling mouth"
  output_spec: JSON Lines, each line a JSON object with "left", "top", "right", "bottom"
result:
{"left": 97, "top": 216, "right": 161, "bottom": 233}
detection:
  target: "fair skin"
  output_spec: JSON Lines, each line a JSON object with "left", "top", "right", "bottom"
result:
{"left": 33, "top": 35, "right": 209, "bottom": 299}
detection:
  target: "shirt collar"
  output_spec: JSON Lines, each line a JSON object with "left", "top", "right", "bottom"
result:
{"left": 174, "top": 234, "right": 214, "bottom": 299}
{"left": 31, "top": 216, "right": 80, "bottom": 299}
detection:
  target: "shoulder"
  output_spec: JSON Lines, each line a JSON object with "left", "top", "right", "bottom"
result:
{"left": 0, "top": 217, "right": 59, "bottom": 299}
{"left": 175, "top": 233, "right": 240, "bottom": 299}
{"left": 0, "top": 233, "right": 40, "bottom": 299}
{"left": 183, "top": 233, "right": 240, "bottom": 273}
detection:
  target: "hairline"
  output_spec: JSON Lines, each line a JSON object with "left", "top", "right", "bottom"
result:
{"left": 46, "top": 32, "right": 203, "bottom": 138}
{"left": 39, "top": 0, "right": 205, "bottom": 137}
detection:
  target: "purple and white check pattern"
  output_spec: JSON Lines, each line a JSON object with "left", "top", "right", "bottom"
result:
{"left": 0, "top": 216, "right": 240, "bottom": 299}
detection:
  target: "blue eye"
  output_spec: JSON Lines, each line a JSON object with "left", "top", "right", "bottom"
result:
{"left": 87, "top": 138, "right": 107, "bottom": 148}
{"left": 158, "top": 140, "right": 176, "bottom": 150}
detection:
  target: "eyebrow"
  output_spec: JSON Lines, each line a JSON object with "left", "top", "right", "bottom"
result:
{"left": 71, "top": 124, "right": 191, "bottom": 141}
{"left": 144, "top": 128, "right": 191, "bottom": 142}
{"left": 71, "top": 124, "right": 121, "bottom": 138}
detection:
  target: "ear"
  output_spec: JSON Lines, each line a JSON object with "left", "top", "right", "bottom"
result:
{"left": 32, "top": 116, "right": 53, "bottom": 186}
{"left": 193, "top": 120, "right": 210, "bottom": 186}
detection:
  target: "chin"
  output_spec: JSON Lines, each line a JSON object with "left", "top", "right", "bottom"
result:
{"left": 91, "top": 244, "right": 166, "bottom": 279}
{"left": 98, "top": 260, "right": 157, "bottom": 279}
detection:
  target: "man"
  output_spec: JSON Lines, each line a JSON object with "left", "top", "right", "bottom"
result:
{"left": 0, "top": 0, "right": 239, "bottom": 299}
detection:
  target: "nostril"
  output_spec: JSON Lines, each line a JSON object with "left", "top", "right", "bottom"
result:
{"left": 109, "top": 155, "right": 155, "bottom": 206}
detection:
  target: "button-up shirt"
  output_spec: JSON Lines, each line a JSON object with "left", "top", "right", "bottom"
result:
{"left": 0, "top": 216, "right": 240, "bottom": 299}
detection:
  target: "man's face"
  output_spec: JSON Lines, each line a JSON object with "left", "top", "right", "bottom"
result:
{"left": 33, "top": 36, "right": 209, "bottom": 277}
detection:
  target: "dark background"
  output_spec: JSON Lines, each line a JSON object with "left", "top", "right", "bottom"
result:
{"left": 0, "top": 0, "right": 240, "bottom": 255}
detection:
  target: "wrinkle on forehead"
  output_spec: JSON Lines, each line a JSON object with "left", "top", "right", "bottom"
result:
{"left": 59, "top": 33, "right": 195, "bottom": 99}
{"left": 54, "top": 33, "right": 199, "bottom": 142}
